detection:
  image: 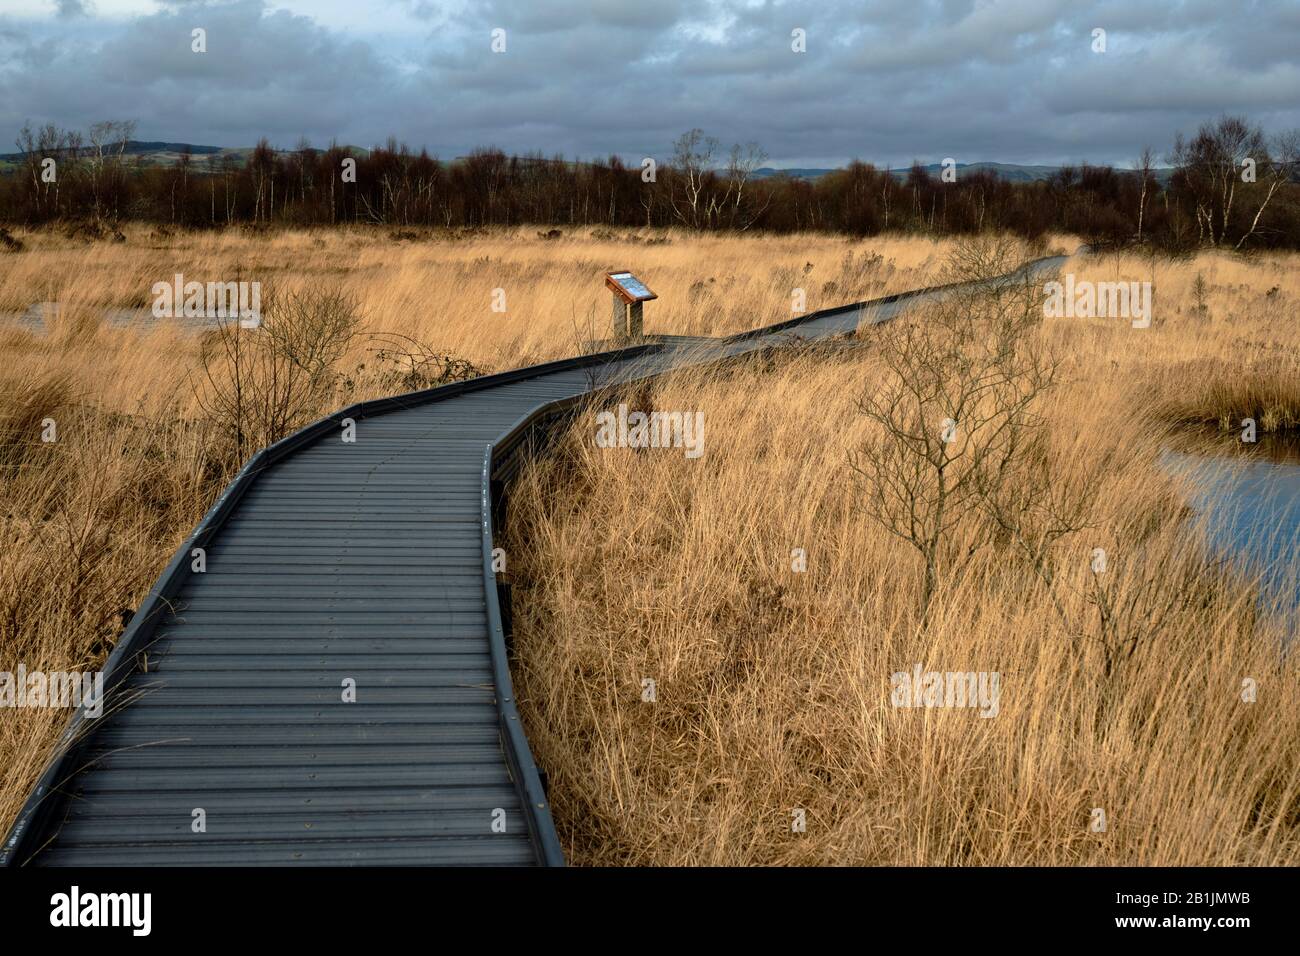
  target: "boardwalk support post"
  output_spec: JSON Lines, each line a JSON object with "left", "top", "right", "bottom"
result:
{"left": 611, "top": 296, "right": 626, "bottom": 338}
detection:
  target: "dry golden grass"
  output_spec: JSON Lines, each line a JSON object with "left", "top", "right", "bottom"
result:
{"left": 0, "top": 225, "right": 989, "bottom": 837}
{"left": 0, "top": 227, "right": 1296, "bottom": 863}
{"left": 504, "top": 247, "right": 1300, "bottom": 866}
{"left": 1060, "top": 249, "right": 1300, "bottom": 434}
{"left": 0, "top": 365, "right": 215, "bottom": 832}
{"left": 0, "top": 224, "right": 1024, "bottom": 378}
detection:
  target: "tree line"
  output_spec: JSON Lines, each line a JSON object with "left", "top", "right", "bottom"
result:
{"left": 2, "top": 116, "right": 1298, "bottom": 250}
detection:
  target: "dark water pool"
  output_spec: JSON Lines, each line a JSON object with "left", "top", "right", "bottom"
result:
{"left": 1160, "top": 432, "right": 1300, "bottom": 636}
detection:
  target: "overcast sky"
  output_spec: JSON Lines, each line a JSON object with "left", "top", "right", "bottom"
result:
{"left": 2, "top": 0, "right": 1298, "bottom": 168}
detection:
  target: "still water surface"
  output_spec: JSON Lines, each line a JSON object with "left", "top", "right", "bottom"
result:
{"left": 1161, "top": 432, "right": 1300, "bottom": 637}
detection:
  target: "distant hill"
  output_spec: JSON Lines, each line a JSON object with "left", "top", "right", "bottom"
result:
{"left": 0, "top": 140, "right": 370, "bottom": 170}
{"left": 752, "top": 167, "right": 839, "bottom": 181}
{"left": 123, "top": 140, "right": 223, "bottom": 155}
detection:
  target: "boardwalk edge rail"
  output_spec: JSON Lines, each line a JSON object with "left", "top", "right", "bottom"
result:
{"left": 2, "top": 249, "right": 1072, "bottom": 867}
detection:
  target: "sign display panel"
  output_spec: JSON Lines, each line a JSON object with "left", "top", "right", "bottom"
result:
{"left": 606, "top": 271, "right": 657, "bottom": 302}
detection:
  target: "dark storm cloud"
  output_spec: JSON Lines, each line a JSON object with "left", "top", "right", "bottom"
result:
{"left": 1, "top": 0, "right": 1298, "bottom": 167}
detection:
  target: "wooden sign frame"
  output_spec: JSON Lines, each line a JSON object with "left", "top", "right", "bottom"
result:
{"left": 605, "top": 271, "right": 658, "bottom": 304}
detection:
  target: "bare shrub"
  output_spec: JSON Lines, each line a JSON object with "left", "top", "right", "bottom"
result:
{"left": 192, "top": 286, "right": 361, "bottom": 467}
{"left": 356, "top": 331, "right": 485, "bottom": 393}
{"left": 850, "top": 240, "right": 1061, "bottom": 622}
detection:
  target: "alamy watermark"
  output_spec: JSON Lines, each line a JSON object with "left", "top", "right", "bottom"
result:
{"left": 594, "top": 403, "right": 705, "bottom": 459}
{"left": 1043, "top": 275, "right": 1151, "bottom": 328}
{"left": 890, "top": 664, "right": 1000, "bottom": 718}
{"left": 50, "top": 886, "right": 151, "bottom": 936}
{"left": 1, "top": 665, "right": 104, "bottom": 718}
{"left": 151, "top": 274, "right": 261, "bottom": 328}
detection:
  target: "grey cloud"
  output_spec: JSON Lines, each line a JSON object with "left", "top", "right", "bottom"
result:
{"left": 480, "top": 0, "right": 687, "bottom": 33}
{"left": 54, "top": 0, "right": 92, "bottom": 18}
{"left": 0, "top": 0, "right": 1297, "bottom": 169}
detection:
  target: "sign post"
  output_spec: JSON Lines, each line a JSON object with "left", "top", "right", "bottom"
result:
{"left": 605, "top": 271, "right": 657, "bottom": 341}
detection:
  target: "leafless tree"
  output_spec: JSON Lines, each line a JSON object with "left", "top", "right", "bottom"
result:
{"left": 850, "top": 243, "right": 1061, "bottom": 623}
{"left": 1169, "top": 115, "right": 1298, "bottom": 248}
{"left": 669, "top": 129, "right": 718, "bottom": 229}
{"left": 86, "top": 120, "right": 136, "bottom": 222}
{"left": 15, "top": 122, "right": 78, "bottom": 219}
{"left": 1135, "top": 146, "right": 1155, "bottom": 243}
{"left": 1236, "top": 129, "right": 1300, "bottom": 249}
{"left": 724, "top": 141, "right": 771, "bottom": 229}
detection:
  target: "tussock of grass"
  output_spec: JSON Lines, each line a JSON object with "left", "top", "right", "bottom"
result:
{"left": 0, "top": 368, "right": 73, "bottom": 472}
{"left": 1053, "top": 249, "right": 1300, "bottom": 433}
{"left": 1157, "top": 355, "right": 1300, "bottom": 433}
